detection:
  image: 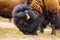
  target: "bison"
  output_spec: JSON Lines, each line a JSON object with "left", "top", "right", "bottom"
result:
{"left": 30, "top": 0, "right": 60, "bottom": 35}
{"left": 0, "top": 0, "right": 26, "bottom": 22}
{"left": 2, "top": 0, "right": 59, "bottom": 35}
{"left": 12, "top": 2, "right": 41, "bottom": 35}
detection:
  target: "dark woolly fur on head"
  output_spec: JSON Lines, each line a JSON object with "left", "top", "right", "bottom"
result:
{"left": 12, "top": 4, "right": 40, "bottom": 35}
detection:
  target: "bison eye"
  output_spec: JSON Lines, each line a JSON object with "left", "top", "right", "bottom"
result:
{"left": 16, "top": 10, "right": 20, "bottom": 13}
{"left": 16, "top": 9, "right": 24, "bottom": 13}
{"left": 16, "top": 9, "right": 26, "bottom": 13}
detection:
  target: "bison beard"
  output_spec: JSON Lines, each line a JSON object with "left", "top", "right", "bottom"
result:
{"left": 12, "top": 4, "right": 40, "bottom": 35}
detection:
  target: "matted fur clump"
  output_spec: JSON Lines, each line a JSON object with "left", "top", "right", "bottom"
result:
{"left": 12, "top": 4, "right": 40, "bottom": 35}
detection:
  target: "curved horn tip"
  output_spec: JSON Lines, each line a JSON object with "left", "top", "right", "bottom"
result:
{"left": 26, "top": 12, "right": 30, "bottom": 20}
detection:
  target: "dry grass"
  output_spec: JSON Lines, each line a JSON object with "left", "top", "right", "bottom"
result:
{"left": 0, "top": 27, "right": 60, "bottom": 40}
{"left": 0, "top": 27, "right": 60, "bottom": 38}
{"left": 0, "top": 28, "right": 23, "bottom": 38}
{"left": 0, "top": 15, "right": 60, "bottom": 40}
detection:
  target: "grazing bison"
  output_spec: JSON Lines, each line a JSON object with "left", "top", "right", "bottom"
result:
{"left": 12, "top": 3, "right": 41, "bottom": 35}
{"left": 30, "top": 0, "right": 60, "bottom": 35}
{"left": 0, "top": 0, "right": 26, "bottom": 22}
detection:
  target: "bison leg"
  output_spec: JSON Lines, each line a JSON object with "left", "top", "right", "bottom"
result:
{"left": 40, "top": 25, "right": 44, "bottom": 33}
{"left": 50, "top": 13, "right": 57, "bottom": 35}
{"left": 51, "top": 25, "right": 56, "bottom": 35}
{"left": 40, "top": 19, "right": 49, "bottom": 33}
{"left": 9, "top": 18, "right": 11, "bottom": 22}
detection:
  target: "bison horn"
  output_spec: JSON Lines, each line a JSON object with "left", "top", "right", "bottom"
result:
{"left": 25, "top": 10, "right": 30, "bottom": 20}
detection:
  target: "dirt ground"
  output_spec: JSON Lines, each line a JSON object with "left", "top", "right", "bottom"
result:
{"left": 0, "top": 27, "right": 60, "bottom": 40}
{"left": 0, "top": 17, "right": 60, "bottom": 40}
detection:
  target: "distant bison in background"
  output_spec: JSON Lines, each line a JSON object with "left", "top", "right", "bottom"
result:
{"left": 12, "top": 4, "right": 41, "bottom": 35}
{"left": 0, "top": 0, "right": 26, "bottom": 22}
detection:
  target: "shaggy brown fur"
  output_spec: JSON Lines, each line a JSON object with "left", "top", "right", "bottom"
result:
{"left": 0, "top": 0, "right": 26, "bottom": 22}
{"left": 29, "top": 0, "right": 60, "bottom": 35}
{"left": 41, "top": 0, "right": 60, "bottom": 35}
